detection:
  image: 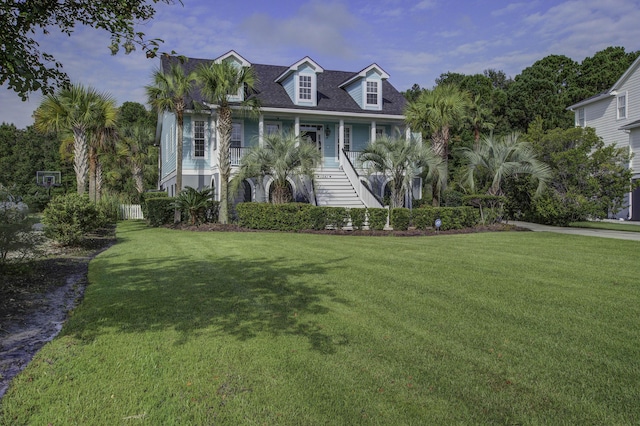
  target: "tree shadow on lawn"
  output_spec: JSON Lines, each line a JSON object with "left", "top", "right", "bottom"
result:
{"left": 63, "top": 253, "right": 352, "bottom": 354}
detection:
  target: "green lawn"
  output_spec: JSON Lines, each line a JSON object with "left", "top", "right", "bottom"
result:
{"left": 570, "top": 221, "right": 640, "bottom": 232}
{"left": 2, "top": 222, "right": 640, "bottom": 424}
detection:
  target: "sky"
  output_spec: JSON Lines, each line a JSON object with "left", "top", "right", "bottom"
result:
{"left": 2, "top": 0, "right": 640, "bottom": 129}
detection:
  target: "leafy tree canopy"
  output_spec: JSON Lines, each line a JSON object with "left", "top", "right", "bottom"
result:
{"left": 1, "top": 0, "right": 178, "bottom": 100}
{"left": 579, "top": 46, "right": 640, "bottom": 96}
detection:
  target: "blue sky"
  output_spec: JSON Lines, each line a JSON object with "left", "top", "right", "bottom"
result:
{"left": 2, "top": 0, "right": 640, "bottom": 129}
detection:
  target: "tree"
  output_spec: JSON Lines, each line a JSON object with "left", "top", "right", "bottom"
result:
{"left": 87, "top": 97, "right": 118, "bottom": 202}
{"left": 508, "top": 126, "right": 633, "bottom": 225}
{"left": 462, "top": 133, "right": 551, "bottom": 197}
{"left": 231, "top": 130, "right": 320, "bottom": 204}
{"left": 505, "top": 55, "right": 581, "bottom": 131}
{"left": 34, "top": 84, "right": 116, "bottom": 196}
{"left": 146, "top": 62, "right": 196, "bottom": 221}
{"left": 358, "top": 135, "right": 445, "bottom": 208}
{"left": 579, "top": 46, "right": 640, "bottom": 97}
{"left": 1, "top": 0, "right": 175, "bottom": 100}
{"left": 117, "top": 122, "right": 155, "bottom": 197}
{"left": 404, "top": 84, "right": 470, "bottom": 206}
{"left": 196, "top": 60, "right": 259, "bottom": 222}
{"left": 173, "top": 186, "right": 215, "bottom": 225}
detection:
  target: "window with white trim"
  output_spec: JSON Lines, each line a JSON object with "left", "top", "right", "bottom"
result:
{"left": 193, "top": 120, "right": 206, "bottom": 158}
{"left": 343, "top": 126, "right": 352, "bottom": 151}
{"left": 265, "top": 122, "right": 281, "bottom": 136}
{"left": 299, "top": 75, "right": 312, "bottom": 101}
{"left": 366, "top": 80, "right": 379, "bottom": 106}
{"left": 577, "top": 108, "right": 585, "bottom": 127}
{"left": 617, "top": 93, "right": 627, "bottom": 119}
{"left": 231, "top": 122, "right": 242, "bottom": 148}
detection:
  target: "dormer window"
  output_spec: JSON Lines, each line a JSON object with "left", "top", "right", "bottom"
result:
{"left": 366, "top": 81, "right": 379, "bottom": 106}
{"left": 275, "top": 56, "right": 324, "bottom": 107}
{"left": 299, "top": 75, "right": 312, "bottom": 101}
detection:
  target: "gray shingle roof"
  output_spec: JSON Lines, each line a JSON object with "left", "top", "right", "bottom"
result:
{"left": 160, "top": 55, "right": 407, "bottom": 116}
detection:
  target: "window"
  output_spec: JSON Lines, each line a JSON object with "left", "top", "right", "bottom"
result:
{"left": 299, "top": 75, "right": 312, "bottom": 101}
{"left": 193, "top": 120, "right": 205, "bottom": 157}
{"left": 376, "top": 127, "right": 385, "bottom": 139}
{"left": 617, "top": 94, "right": 627, "bottom": 119}
{"left": 343, "top": 126, "right": 351, "bottom": 151}
{"left": 231, "top": 122, "right": 242, "bottom": 148}
{"left": 366, "top": 81, "right": 379, "bottom": 106}
{"left": 577, "top": 108, "right": 585, "bottom": 127}
{"left": 265, "top": 122, "right": 281, "bottom": 136}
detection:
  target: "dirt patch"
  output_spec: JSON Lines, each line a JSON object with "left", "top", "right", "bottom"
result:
{"left": 0, "top": 228, "right": 115, "bottom": 399}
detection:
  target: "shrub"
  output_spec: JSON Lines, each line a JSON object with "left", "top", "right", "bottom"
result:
{"left": 390, "top": 208, "right": 411, "bottom": 230}
{"left": 236, "top": 202, "right": 318, "bottom": 231}
{"left": 367, "top": 208, "right": 388, "bottom": 230}
{"left": 173, "top": 187, "right": 215, "bottom": 225}
{"left": 140, "top": 191, "right": 167, "bottom": 219}
{"left": 0, "top": 192, "right": 43, "bottom": 264}
{"left": 146, "top": 197, "right": 175, "bottom": 227}
{"left": 325, "top": 207, "right": 349, "bottom": 229}
{"left": 42, "top": 194, "right": 101, "bottom": 245}
{"left": 349, "top": 208, "right": 366, "bottom": 230}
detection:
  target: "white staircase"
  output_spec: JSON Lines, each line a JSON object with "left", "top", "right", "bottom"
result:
{"left": 314, "top": 167, "right": 365, "bottom": 208}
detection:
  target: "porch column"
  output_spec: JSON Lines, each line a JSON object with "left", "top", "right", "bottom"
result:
{"left": 258, "top": 114, "right": 264, "bottom": 147}
{"left": 339, "top": 119, "right": 344, "bottom": 160}
{"left": 371, "top": 121, "right": 377, "bottom": 142}
{"left": 295, "top": 117, "right": 300, "bottom": 137}
{"left": 406, "top": 126, "right": 411, "bottom": 141}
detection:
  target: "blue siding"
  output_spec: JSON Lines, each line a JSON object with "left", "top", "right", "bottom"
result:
{"left": 283, "top": 75, "right": 295, "bottom": 103}
{"left": 345, "top": 81, "right": 363, "bottom": 108}
{"left": 351, "top": 123, "right": 371, "bottom": 151}
{"left": 182, "top": 115, "right": 211, "bottom": 169}
{"left": 244, "top": 120, "right": 259, "bottom": 147}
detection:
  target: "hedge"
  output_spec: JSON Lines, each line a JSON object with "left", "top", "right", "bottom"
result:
{"left": 367, "top": 208, "right": 388, "bottom": 230}
{"left": 146, "top": 197, "right": 175, "bottom": 227}
{"left": 350, "top": 208, "right": 366, "bottom": 230}
{"left": 390, "top": 208, "right": 411, "bottom": 231}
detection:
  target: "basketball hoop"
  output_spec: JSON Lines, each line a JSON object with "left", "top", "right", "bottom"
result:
{"left": 36, "top": 171, "right": 61, "bottom": 197}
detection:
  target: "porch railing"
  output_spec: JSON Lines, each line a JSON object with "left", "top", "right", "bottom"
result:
{"left": 229, "top": 147, "right": 248, "bottom": 166}
{"left": 340, "top": 149, "right": 383, "bottom": 209}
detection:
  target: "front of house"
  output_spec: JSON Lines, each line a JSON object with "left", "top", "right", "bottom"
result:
{"left": 568, "top": 55, "right": 640, "bottom": 220}
{"left": 156, "top": 50, "right": 419, "bottom": 209}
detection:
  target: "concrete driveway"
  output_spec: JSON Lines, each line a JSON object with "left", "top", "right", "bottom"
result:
{"left": 510, "top": 221, "right": 640, "bottom": 242}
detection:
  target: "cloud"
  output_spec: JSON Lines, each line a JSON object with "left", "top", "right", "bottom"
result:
{"left": 240, "top": 1, "right": 361, "bottom": 60}
{"left": 413, "top": 0, "right": 437, "bottom": 10}
{"left": 491, "top": 2, "right": 532, "bottom": 17}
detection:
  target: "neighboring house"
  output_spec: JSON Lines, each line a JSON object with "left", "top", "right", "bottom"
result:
{"left": 155, "top": 50, "right": 420, "bottom": 209}
{"left": 568, "top": 55, "right": 640, "bottom": 220}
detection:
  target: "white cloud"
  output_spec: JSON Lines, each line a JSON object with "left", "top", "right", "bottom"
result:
{"left": 413, "top": 0, "right": 437, "bottom": 10}
{"left": 240, "top": 1, "right": 361, "bottom": 60}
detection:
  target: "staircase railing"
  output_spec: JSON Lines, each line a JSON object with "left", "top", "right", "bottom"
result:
{"left": 340, "top": 149, "right": 383, "bottom": 208}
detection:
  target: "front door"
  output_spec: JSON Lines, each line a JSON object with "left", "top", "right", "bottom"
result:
{"left": 301, "top": 125, "right": 323, "bottom": 156}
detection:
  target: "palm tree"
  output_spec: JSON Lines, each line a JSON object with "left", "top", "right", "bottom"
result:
{"left": 462, "top": 133, "right": 551, "bottom": 197}
{"left": 88, "top": 99, "right": 118, "bottom": 202}
{"left": 405, "top": 84, "right": 470, "bottom": 206}
{"left": 358, "top": 135, "right": 445, "bottom": 208}
{"left": 146, "top": 62, "right": 196, "bottom": 221}
{"left": 173, "top": 186, "right": 215, "bottom": 225}
{"left": 117, "top": 122, "right": 155, "bottom": 197}
{"left": 195, "top": 60, "right": 259, "bottom": 223}
{"left": 34, "top": 84, "right": 116, "bottom": 196}
{"left": 468, "top": 94, "right": 494, "bottom": 148}
{"left": 231, "top": 130, "right": 320, "bottom": 204}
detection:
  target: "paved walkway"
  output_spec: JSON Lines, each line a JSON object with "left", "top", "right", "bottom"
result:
{"left": 510, "top": 221, "right": 640, "bottom": 242}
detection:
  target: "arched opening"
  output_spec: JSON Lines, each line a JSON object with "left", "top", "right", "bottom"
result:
{"left": 269, "top": 180, "right": 294, "bottom": 204}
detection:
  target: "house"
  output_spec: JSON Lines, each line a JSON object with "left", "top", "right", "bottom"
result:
{"left": 155, "top": 50, "right": 420, "bottom": 209}
{"left": 568, "top": 55, "right": 640, "bottom": 220}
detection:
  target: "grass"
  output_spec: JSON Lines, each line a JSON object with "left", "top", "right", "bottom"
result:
{"left": 2, "top": 221, "right": 640, "bottom": 424}
{"left": 570, "top": 221, "right": 640, "bottom": 232}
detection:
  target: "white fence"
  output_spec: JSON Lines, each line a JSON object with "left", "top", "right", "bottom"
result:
{"left": 119, "top": 204, "right": 144, "bottom": 220}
